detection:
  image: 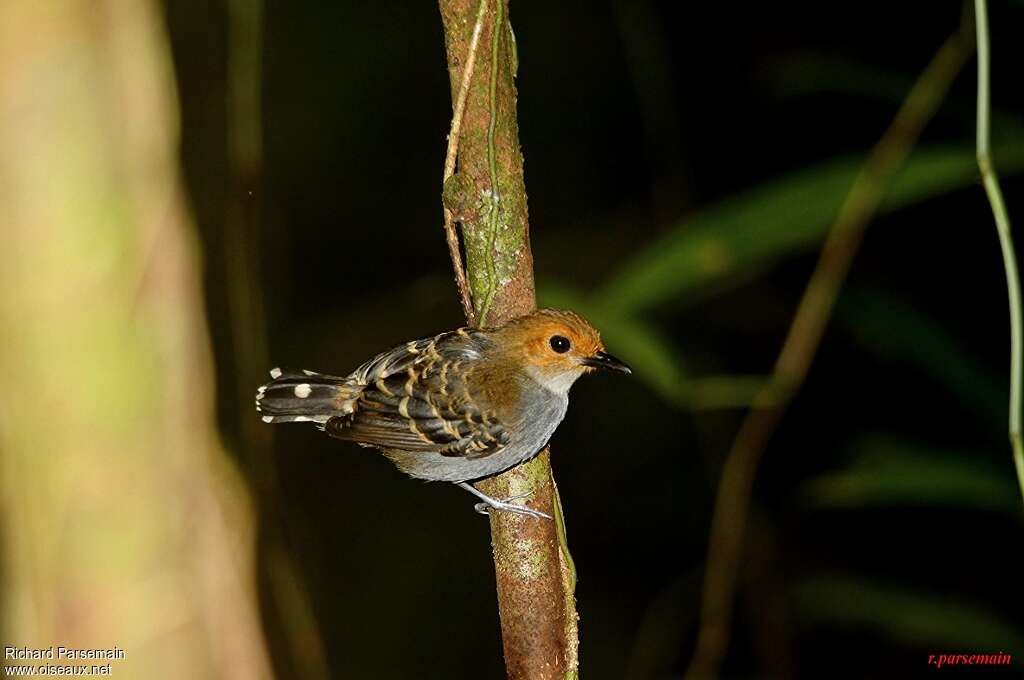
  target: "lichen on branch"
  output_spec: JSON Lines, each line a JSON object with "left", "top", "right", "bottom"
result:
{"left": 440, "top": 0, "right": 534, "bottom": 328}
{"left": 438, "top": 1, "right": 578, "bottom": 678}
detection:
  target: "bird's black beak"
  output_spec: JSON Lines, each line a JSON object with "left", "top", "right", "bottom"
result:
{"left": 581, "top": 351, "right": 632, "bottom": 374}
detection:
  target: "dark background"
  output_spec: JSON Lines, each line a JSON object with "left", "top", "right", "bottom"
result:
{"left": 164, "top": 1, "right": 1024, "bottom": 678}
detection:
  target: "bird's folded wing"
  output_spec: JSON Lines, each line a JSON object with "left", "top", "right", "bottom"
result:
{"left": 324, "top": 329, "right": 510, "bottom": 459}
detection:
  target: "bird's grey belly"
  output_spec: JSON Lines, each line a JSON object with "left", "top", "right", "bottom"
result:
{"left": 391, "top": 393, "right": 569, "bottom": 483}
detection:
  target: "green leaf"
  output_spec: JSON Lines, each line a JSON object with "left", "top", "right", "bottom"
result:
{"left": 768, "top": 55, "right": 1024, "bottom": 136}
{"left": 803, "top": 436, "right": 1019, "bottom": 513}
{"left": 837, "top": 288, "right": 1003, "bottom": 432}
{"left": 597, "top": 144, "right": 1024, "bottom": 314}
{"left": 793, "top": 576, "right": 1024, "bottom": 651}
{"left": 539, "top": 283, "right": 767, "bottom": 409}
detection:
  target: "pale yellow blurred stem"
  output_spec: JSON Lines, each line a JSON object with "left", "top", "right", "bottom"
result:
{"left": 0, "top": 2, "right": 271, "bottom": 678}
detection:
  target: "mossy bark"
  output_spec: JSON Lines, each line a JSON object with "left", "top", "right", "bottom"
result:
{"left": 438, "top": 2, "right": 579, "bottom": 678}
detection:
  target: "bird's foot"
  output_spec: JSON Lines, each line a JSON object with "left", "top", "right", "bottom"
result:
{"left": 472, "top": 497, "right": 553, "bottom": 520}
{"left": 456, "top": 482, "right": 553, "bottom": 520}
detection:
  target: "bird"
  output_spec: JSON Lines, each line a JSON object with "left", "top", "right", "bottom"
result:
{"left": 255, "top": 308, "right": 630, "bottom": 519}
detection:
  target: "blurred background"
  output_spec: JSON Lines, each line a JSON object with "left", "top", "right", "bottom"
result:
{"left": 2, "top": 1, "right": 1022, "bottom": 678}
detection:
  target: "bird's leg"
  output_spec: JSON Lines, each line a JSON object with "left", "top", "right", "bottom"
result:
{"left": 455, "top": 482, "right": 553, "bottom": 520}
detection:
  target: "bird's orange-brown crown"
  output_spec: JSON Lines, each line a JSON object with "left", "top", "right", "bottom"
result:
{"left": 492, "top": 308, "right": 605, "bottom": 374}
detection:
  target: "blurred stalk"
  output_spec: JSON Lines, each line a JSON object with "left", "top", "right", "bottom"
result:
{"left": 974, "top": 0, "right": 1024, "bottom": 502}
{"left": 226, "top": 0, "right": 331, "bottom": 677}
{"left": 226, "top": 0, "right": 269, "bottom": 418}
{"left": 0, "top": 1, "right": 271, "bottom": 677}
{"left": 439, "top": 1, "right": 579, "bottom": 677}
{"left": 684, "top": 22, "right": 973, "bottom": 680}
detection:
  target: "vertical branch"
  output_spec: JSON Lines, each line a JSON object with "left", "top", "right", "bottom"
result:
{"left": 439, "top": 0, "right": 536, "bottom": 323}
{"left": 974, "top": 0, "right": 1024, "bottom": 501}
{"left": 441, "top": 0, "right": 488, "bottom": 325}
{"left": 683, "top": 25, "right": 972, "bottom": 680}
{"left": 438, "top": 1, "right": 579, "bottom": 678}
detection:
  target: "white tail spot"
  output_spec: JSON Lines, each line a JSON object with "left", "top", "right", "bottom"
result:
{"left": 294, "top": 383, "right": 312, "bottom": 398}
{"left": 269, "top": 367, "right": 283, "bottom": 379}
{"left": 261, "top": 415, "right": 274, "bottom": 423}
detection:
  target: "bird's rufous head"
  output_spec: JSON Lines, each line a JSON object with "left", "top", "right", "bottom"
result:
{"left": 492, "top": 309, "right": 630, "bottom": 393}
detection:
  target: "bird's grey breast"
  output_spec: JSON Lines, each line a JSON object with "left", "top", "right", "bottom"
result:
{"left": 511, "top": 377, "right": 570, "bottom": 455}
{"left": 405, "top": 375, "right": 568, "bottom": 483}
{"left": 466, "top": 376, "right": 568, "bottom": 477}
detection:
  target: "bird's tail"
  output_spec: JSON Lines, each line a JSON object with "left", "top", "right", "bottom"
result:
{"left": 256, "top": 368, "right": 356, "bottom": 425}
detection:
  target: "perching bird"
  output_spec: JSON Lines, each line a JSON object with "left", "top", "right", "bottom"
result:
{"left": 255, "top": 308, "right": 630, "bottom": 519}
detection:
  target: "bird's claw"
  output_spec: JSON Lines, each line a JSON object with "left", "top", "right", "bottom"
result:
{"left": 472, "top": 496, "right": 553, "bottom": 520}
{"left": 457, "top": 481, "right": 553, "bottom": 520}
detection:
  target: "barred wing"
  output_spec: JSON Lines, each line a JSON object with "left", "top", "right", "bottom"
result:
{"left": 325, "top": 329, "right": 511, "bottom": 458}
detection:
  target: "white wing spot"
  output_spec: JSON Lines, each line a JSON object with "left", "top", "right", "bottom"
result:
{"left": 269, "top": 367, "right": 283, "bottom": 379}
{"left": 261, "top": 415, "right": 274, "bottom": 423}
{"left": 294, "top": 383, "right": 312, "bottom": 398}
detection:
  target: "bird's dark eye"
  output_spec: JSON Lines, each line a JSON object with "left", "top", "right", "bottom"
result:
{"left": 549, "top": 335, "right": 571, "bottom": 353}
